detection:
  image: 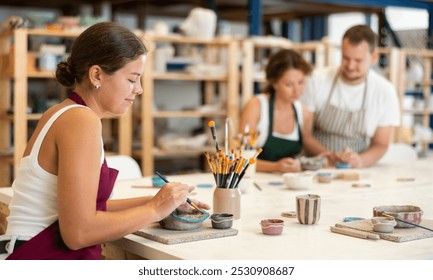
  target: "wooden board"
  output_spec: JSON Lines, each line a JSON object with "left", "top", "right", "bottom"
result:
{"left": 134, "top": 224, "right": 238, "bottom": 245}
{"left": 335, "top": 219, "right": 433, "bottom": 243}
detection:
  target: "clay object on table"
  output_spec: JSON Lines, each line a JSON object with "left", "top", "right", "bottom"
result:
{"left": 211, "top": 213, "right": 234, "bottom": 229}
{"left": 299, "top": 156, "right": 327, "bottom": 171}
{"left": 159, "top": 208, "right": 210, "bottom": 231}
{"left": 373, "top": 205, "right": 423, "bottom": 228}
{"left": 371, "top": 217, "right": 397, "bottom": 233}
{"left": 260, "top": 219, "right": 284, "bottom": 235}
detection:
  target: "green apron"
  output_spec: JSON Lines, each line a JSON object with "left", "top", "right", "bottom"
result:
{"left": 258, "top": 95, "right": 303, "bottom": 162}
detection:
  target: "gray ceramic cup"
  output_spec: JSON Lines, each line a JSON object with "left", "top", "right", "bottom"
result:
{"left": 296, "top": 194, "right": 321, "bottom": 225}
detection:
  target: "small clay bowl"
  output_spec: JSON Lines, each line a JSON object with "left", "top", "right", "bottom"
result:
{"left": 316, "top": 172, "right": 332, "bottom": 183}
{"left": 159, "top": 209, "right": 210, "bottom": 231}
{"left": 260, "top": 219, "right": 284, "bottom": 235}
{"left": 211, "top": 213, "right": 234, "bottom": 229}
{"left": 371, "top": 217, "right": 397, "bottom": 233}
{"left": 299, "top": 156, "right": 327, "bottom": 171}
{"left": 373, "top": 205, "right": 423, "bottom": 228}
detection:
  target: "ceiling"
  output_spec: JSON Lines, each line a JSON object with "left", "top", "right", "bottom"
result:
{"left": 0, "top": 0, "right": 432, "bottom": 22}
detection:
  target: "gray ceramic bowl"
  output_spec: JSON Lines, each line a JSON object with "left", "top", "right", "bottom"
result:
{"left": 159, "top": 209, "right": 210, "bottom": 231}
{"left": 211, "top": 213, "right": 234, "bottom": 229}
{"left": 299, "top": 156, "right": 327, "bottom": 171}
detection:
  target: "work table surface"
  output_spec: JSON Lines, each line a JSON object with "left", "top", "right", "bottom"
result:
{"left": 109, "top": 158, "right": 433, "bottom": 260}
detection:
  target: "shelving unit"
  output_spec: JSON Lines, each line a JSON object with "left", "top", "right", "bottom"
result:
{"left": 0, "top": 28, "right": 132, "bottom": 187}
{"left": 396, "top": 48, "right": 433, "bottom": 150}
{"left": 241, "top": 36, "right": 326, "bottom": 106}
{"left": 138, "top": 35, "right": 239, "bottom": 176}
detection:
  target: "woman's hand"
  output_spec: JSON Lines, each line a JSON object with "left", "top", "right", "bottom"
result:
{"left": 274, "top": 157, "right": 301, "bottom": 173}
{"left": 177, "top": 199, "right": 211, "bottom": 213}
{"left": 148, "top": 182, "right": 194, "bottom": 221}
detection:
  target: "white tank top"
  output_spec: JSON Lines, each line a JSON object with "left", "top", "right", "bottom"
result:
{"left": 256, "top": 94, "right": 303, "bottom": 147}
{"left": 4, "top": 105, "right": 104, "bottom": 239}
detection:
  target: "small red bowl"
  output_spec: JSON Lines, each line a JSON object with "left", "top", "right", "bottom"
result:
{"left": 260, "top": 219, "right": 284, "bottom": 235}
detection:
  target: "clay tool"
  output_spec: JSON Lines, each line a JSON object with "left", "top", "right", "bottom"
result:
{"left": 330, "top": 226, "right": 380, "bottom": 240}
{"left": 208, "top": 120, "right": 220, "bottom": 152}
{"left": 253, "top": 181, "right": 262, "bottom": 191}
{"left": 155, "top": 171, "right": 206, "bottom": 214}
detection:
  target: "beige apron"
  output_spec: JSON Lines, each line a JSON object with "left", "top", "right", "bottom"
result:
{"left": 313, "top": 72, "right": 369, "bottom": 153}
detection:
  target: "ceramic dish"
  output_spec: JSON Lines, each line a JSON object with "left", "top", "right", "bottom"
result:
{"left": 211, "top": 213, "right": 234, "bottom": 229}
{"left": 260, "top": 219, "right": 284, "bottom": 235}
{"left": 159, "top": 209, "right": 210, "bottom": 231}
{"left": 283, "top": 173, "right": 313, "bottom": 190}
{"left": 373, "top": 205, "right": 423, "bottom": 228}
{"left": 371, "top": 217, "right": 397, "bottom": 233}
{"left": 316, "top": 172, "right": 333, "bottom": 183}
{"left": 299, "top": 156, "right": 327, "bottom": 171}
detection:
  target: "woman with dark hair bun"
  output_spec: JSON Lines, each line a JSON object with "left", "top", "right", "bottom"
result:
{"left": 1, "top": 21, "right": 209, "bottom": 260}
{"left": 239, "top": 49, "right": 320, "bottom": 173}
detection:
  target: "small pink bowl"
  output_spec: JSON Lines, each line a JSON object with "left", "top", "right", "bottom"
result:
{"left": 260, "top": 219, "right": 284, "bottom": 235}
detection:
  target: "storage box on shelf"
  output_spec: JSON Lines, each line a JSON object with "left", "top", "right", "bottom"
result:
{"left": 137, "top": 35, "right": 239, "bottom": 176}
{"left": 241, "top": 36, "right": 327, "bottom": 106}
{"left": 396, "top": 48, "right": 433, "bottom": 152}
{"left": 0, "top": 28, "right": 132, "bottom": 187}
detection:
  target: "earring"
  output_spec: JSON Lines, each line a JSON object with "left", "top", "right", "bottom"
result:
{"left": 95, "top": 84, "right": 100, "bottom": 89}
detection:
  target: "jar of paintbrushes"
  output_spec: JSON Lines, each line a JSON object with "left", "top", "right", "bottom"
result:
{"left": 206, "top": 121, "right": 262, "bottom": 220}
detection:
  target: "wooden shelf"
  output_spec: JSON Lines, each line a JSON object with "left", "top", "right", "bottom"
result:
{"left": 0, "top": 28, "right": 133, "bottom": 186}
{"left": 153, "top": 72, "right": 227, "bottom": 81}
{"left": 139, "top": 34, "right": 239, "bottom": 176}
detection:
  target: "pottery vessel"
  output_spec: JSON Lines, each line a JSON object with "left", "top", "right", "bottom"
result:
{"left": 316, "top": 172, "right": 332, "bottom": 183}
{"left": 296, "top": 194, "right": 321, "bottom": 225}
{"left": 213, "top": 187, "right": 241, "bottom": 219}
{"left": 211, "top": 213, "right": 234, "bottom": 229}
{"left": 260, "top": 219, "right": 284, "bottom": 235}
{"left": 159, "top": 209, "right": 209, "bottom": 231}
{"left": 373, "top": 205, "right": 423, "bottom": 228}
{"left": 299, "top": 156, "right": 327, "bottom": 171}
{"left": 371, "top": 217, "right": 397, "bottom": 233}
{"left": 283, "top": 173, "right": 313, "bottom": 190}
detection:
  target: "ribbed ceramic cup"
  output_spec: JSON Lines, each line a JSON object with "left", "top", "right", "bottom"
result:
{"left": 296, "top": 194, "right": 321, "bottom": 225}
{"left": 213, "top": 187, "right": 241, "bottom": 220}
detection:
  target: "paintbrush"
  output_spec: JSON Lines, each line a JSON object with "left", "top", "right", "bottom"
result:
{"left": 155, "top": 171, "right": 206, "bottom": 214}
{"left": 208, "top": 120, "right": 220, "bottom": 152}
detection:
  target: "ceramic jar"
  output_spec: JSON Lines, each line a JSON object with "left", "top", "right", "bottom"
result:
{"left": 213, "top": 187, "right": 241, "bottom": 220}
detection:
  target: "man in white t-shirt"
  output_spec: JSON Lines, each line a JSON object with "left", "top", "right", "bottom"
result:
{"left": 301, "top": 25, "right": 400, "bottom": 168}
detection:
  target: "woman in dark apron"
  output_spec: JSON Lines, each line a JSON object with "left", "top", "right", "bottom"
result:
{"left": 239, "top": 49, "right": 315, "bottom": 173}
{"left": 1, "top": 22, "right": 209, "bottom": 260}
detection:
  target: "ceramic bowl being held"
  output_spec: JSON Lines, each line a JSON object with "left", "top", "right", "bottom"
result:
{"left": 160, "top": 208, "right": 210, "bottom": 231}
{"left": 260, "top": 219, "right": 284, "bottom": 235}
{"left": 371, "top": 217, "right": 397, "bottom": 233}
{"left": 299, "top": 156, "right": 327, "bottom": 171}
{"left": 211, "top": 213, "right": 234, "bottom": 229}
{"left": 373, "top": 205, "right": 423, "bottom": 228}
{"left": 283, "top": 173, "right": 313, "bottom": 190}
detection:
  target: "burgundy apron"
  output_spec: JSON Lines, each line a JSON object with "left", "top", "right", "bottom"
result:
{"left": 7, "top": 92, "right": 119, "bottom": 260}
